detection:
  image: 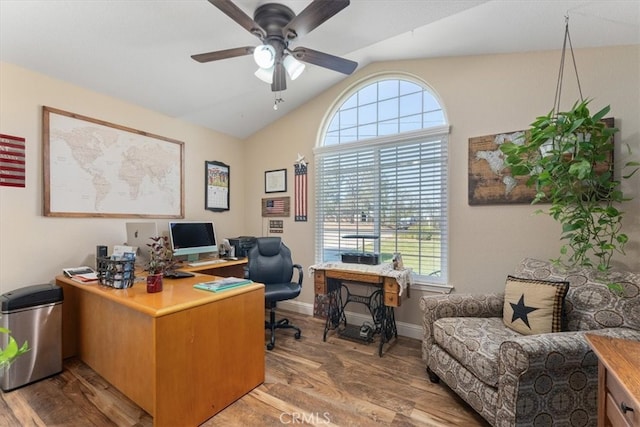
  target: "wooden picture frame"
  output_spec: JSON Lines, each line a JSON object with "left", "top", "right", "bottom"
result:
{"left": 265, "top": 168, "right": 287, "bottom": 193}
{"left": 205, "top": 160, "right": 230, "bottom": 212}
{"left": 43, "top": 106, "right": 184, "bottom": 218}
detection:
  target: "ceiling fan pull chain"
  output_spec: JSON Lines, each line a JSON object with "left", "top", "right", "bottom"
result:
{"left": 273, "top": 93, "right": 284, "bottom": 110}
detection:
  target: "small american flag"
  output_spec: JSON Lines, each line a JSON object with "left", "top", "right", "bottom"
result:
{"left": 266, "top": 198, "right": 285, "bottom": 214}
{"left": 294, "top": 162, "right": 308, "bottom": 221}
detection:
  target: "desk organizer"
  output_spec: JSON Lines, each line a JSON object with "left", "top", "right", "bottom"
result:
{"left": 96, "top": 256, "right": 135, "bottom": 289}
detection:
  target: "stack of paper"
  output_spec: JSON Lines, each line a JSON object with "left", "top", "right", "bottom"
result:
{"left": 63, "top": 266, "right": 99, "bottom": 283}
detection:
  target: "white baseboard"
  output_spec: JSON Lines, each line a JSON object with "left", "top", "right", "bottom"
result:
{"left": 276, "top": 300, "right": 423, "bottom": 341}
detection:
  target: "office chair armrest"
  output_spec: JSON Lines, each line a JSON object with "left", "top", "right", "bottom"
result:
{"left": 293, "top": 264, "right": 303, "bottom": 285}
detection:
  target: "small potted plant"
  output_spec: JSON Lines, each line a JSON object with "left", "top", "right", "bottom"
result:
{"left": 0, "top": 326, "right": 29, "bottom": 374}
{"left": 146, "top": 236, "right": 176, "bottom": 293}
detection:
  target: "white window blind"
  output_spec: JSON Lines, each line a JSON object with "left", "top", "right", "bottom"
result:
{"left": 316, "top": 77, "right": 449, "bottom": 284}
{"left": 315, "top": 132, "right": 448, "bottom": 283}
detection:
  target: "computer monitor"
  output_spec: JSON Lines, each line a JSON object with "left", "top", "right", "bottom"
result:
{"left": 168, "top": 221, "right": 218, "bottom": 262}
{"left": 125, "top": 222, "right": 158, "bottom": 267}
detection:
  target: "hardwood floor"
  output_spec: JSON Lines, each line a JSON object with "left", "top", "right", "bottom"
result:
{"left": 1, "top": 311, "right": 489, "bottom": 427}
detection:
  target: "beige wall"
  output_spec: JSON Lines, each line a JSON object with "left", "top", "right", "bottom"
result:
{"left": 1, "top": 45, "right": 638, "bottom": 333}
{"left": 0, "top": 62, "right": 246, "bottom": 292}
{"left": 243, "top": 46, "right": 640, "bottom": 327}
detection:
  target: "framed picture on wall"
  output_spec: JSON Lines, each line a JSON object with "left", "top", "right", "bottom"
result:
{"left": 43, "top": 106, "right": 184, "bottom": 218}
{"left": 205, "top": 160, "right": 230, "bottom": 211}
{"left": 265, "top": 168, "right": 287, "bottom": 193}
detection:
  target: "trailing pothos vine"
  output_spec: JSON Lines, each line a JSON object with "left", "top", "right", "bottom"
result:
{"left": 500, "top": 99, "right": 639, "bottom": 272}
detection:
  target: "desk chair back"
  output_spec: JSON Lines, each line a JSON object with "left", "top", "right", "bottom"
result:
{"left": 247, "top": 237, "right": 303, "bottom": 350}
{"left": 246, "top": 237, "right": 295, "bottom": 285}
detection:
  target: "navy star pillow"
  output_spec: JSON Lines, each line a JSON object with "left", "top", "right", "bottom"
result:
{"left": 503, "top": 275, "right": 569, "bottom": 335}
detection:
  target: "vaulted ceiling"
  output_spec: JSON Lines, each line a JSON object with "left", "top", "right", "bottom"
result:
{"left": 1, "top": 1, "right": 638, "bottom": 139}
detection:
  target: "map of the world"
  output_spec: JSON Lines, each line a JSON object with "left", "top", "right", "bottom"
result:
{"left": 45, "top": 107, "right": 183, "bottom": 217}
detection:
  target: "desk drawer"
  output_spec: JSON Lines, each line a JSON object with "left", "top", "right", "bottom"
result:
{"left": 607, "top": 372, "right": 638, "bottom": 427}
{"left": 383, "top": 278, "right": 401, "bottom": 307}
{"left": 314, "top": 271, "right": 326, "bottom": 294}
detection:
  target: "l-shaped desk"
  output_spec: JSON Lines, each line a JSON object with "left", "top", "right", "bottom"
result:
{"left": 57, "top": 259, "right": 262, "bottom": 427}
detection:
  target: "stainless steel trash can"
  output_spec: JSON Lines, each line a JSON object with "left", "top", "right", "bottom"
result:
{"left": 0, "top": 283, "right": 63, "bottom": 391}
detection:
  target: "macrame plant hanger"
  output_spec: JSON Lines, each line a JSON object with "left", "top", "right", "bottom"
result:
{"left": 552, "top": 15, "right": 584, "bottom": 119}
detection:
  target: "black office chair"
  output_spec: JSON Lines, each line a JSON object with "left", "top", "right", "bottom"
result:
{"left": 247, "top": 237, "right": 302, "bottom": 350}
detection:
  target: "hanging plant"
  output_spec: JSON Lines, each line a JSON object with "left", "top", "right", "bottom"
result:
{"left": 501, "top": 100, "right": 638, "bottom": 272}
{"left": 500, "top": 17, "right": 639, "bottom": 273}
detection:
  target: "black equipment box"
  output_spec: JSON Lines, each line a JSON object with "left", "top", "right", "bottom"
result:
{"left": 228, "top": 236, "right": 257, "bottom": 258}
{"left": 341, "top": 252, "right": 380, "bottom": 265}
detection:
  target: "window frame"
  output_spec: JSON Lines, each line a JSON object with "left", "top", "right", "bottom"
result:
{"left": 314, "top": 74, "right": 451, "bottom": 290}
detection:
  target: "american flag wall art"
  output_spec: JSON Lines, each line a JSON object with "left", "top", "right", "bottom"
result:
{"left": 261, "top": 197, "right": 290, "bottom": 217}
{"left": 0, "top": 134, "right": 26, "bottom": 188}
{"left": 294, "top": 161, "right": 308, "bottom": 221}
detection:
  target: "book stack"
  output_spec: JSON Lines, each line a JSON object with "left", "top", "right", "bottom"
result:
{"left": 63, "top": 266, "right": 99, "bottom": 284}
{"left": 194, "top": 277, "right": 252, "bottom": 292}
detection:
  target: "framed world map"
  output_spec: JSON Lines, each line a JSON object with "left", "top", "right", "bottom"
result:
{"left": 468, "top": 118, "right": 613, "bottom": 205}
{"left": 43, "top": 106, "right": 184, "bottom": 218}
{"left": 468, "top": 129, "right": 536, "bottom": 205}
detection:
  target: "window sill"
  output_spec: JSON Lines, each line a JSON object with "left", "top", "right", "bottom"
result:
{"left": 411, "top": 281, "right": 453, "bottom": 294}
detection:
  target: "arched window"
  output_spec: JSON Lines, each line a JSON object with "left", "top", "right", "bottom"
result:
{"left": 315, "top": 75, "right": 449, "bottom": 284}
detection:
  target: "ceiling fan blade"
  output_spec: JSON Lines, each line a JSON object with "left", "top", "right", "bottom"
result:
{"left": 291, "top": 46, "right": 357, "bottom": 75}
{"left": 271, "top": 63, "right": 287, "bottom": 92}
{"left": 207, "top": 0, "right": 266, "bottom": 39}
{"left": 283, "top": 0, "right": 350, "bottom": 40}
{"left": 191, "top": 46, "right": 255, "bottom": 63}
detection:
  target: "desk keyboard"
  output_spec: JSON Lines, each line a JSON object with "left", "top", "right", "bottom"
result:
{"left": 188, "top": 259, "right": 226, "bottom": 267}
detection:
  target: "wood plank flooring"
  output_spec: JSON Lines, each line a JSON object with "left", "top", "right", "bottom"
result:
{"left": 1, "top": 311, "right": 489, "bottom": 426}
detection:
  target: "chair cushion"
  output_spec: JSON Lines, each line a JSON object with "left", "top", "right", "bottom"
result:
{"left": 265, "top": 282, "right": 302, "bottom": 303}
{"left": 502, "top": 275, "right": 569, "bottom": 335}
{"left": 515, "top": 258, "right": 640, "bottom": 331}
{"left": 433, "top": 317, "right": 521, "bottom": 388}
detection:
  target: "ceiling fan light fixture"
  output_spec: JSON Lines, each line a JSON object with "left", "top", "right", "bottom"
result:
{"left": 254, "top": 66, "right": 274, "bottom": 84}
{"left": 253, "top": 44, "right": 276, "bottom": 69}
{"left": 283, "top": 54, "right": 305, "bottom": 80}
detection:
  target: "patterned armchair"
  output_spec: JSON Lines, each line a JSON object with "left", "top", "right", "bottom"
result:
{"left": 420, "top": 258, "right": 640, "bottom": 427}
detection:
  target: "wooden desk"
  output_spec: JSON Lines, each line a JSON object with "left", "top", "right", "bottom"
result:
{"left": 586, "top": 334, "right": 640, "bottom": 427}
{"left": 312, "top": 263, "right": 410, "bottom": 356}
{"left": 180, "top": 258, "right": 247, "bottom": 278}
{"left": 57, "top": 273, "right": 264, "bottom": 427}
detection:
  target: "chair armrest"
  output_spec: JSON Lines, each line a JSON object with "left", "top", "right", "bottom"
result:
{"left": 420, "top": 293, "right": 504, "bottom": 361}
{"left": 497, "top": 328, "right": 640, "bottom": 425}
{"left": 293, "top": 264, "right": 303, "bottom": 286}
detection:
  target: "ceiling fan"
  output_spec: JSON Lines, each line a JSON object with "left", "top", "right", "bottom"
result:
{"left": 191, "top": 0, "right": 358, "bottom": 93}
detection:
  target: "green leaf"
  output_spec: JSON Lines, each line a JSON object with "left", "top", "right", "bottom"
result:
{"left": 0, "top": 336, "right": 19, "bottom": 364}
{"left": 562, "top": 223, "right": 582, "bottom": 232}
{"left": 567, "top": 118, "right": 585, "bottom": 134}
{"left": 591, "top": 105, "right": 611, "bottom": 122}
{"left": 605, "top": 206, "right": 620, "bottom": 217}
{"left": 616, "top": 234, "right": 629, "bottom": 244}
{"left": 568, "top": 160, "right": 591, "bottom": 179}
